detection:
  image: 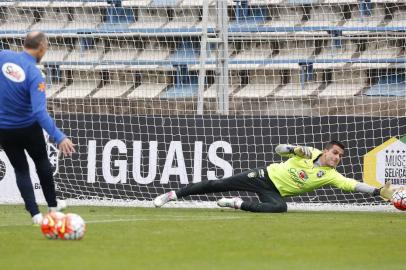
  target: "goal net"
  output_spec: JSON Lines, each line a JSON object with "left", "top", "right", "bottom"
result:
{"left": 0, "top": 0, "right": 406, "bottom": 210}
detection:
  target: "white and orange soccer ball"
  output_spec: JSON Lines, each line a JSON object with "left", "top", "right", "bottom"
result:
{"left": 41, "top": 212, "right": 65, "bottom": 239}
{"left": 58, "top": 213, "right": 86, "bottom": 240}
{"left": 392, "top": 189, "right": 406, "bottom": 211}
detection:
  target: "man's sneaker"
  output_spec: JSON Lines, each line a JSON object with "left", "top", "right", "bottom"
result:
{"left": 48, "top": 199, "right": 67, "bottom": 213}
{"left": 153, "top": 191, "right": 177, "bottom": 207}
{"left": 217, "top": 197, "right": 243, "bottom": 209}
{"left": 32, "top": 213, "right": 43, "bottom": 226}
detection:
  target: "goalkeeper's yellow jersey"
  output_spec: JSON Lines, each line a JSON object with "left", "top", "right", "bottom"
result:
{"left": 267, "top": 148, "right": 358, "bottom": 197}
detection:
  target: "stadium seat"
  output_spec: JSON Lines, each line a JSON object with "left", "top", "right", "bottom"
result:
{"left": 364, "top": 71, "right": 406, "bottom": 96}
{"left": 181, "top": 0, "right": 215, "bottom": 7}
{"left": 102, "top": 6, "right": 135, "bottom": 26}
{"left": 304, "top": 5, "right": 341, "bottom": 27}
{"left": 233, "top": 83, "right": 279, "bottom": 98}
{"left": 50, "top": 1, "right": 83, "bottom": 8}
{"left": 387, "top": 9, "right": 406, "bottom": 28}
{"left": 232, "top": 70, "right": 281, "bottom": 98}
{"left": 65, "top": 7, "right": 102, "bottom": 30}
{"left": 228, "top": 63, "right": 261, "bottom": 70}
{"left": 92, "top": 72, "right": 135, "bottom": 98}
{"left": 83, "top": 0, "right": 109, "bottom": 8}
{"left": 164, "top": 8, "right": 200, "bottom": 29}
{"left": 150, "top": 0, "right": 182, "bottom": 7}
{"left": 274, "top": 70, "right": 320, "bottom": 97}
{"left": 233, "top": 41, "right": 273, "bottom": 60}
{"left": 56, "top": 70, "right": 101, "bottom": 98}
{"left": 41, "top": 45, "right": 69, "bottom": 63}
{"left": 128, "top": 83, "right": 169, "bottom": 98}
{"left": 7, "top": 41, "right": 23, "bottom": 52}
{"left": 103, "top": 40, "right": 140, "bottom": 62}
{"left": 65, "top": 39, "right": 104, "bottom": 63}
{"left": 45, "top": 82, "right": 65, "bottom": 98}
{"left": 128, "top": 8, "right": 168, "bottom": 29}
{"left": 364, "top": 83, "right": 406, "bottom": 96}
{"left": 127, "top": 71, "right": 170, "bottom": 98}
{"left": 206, "top": 42, "right": 236, "bottom": 60}
{"left": 316, "top": 39, "right": 358, "bottom": 63}
{"left": 264, "top": 6, "right": 303, "bottom": 27}
{"left": 343, "top": 3, "right": 386, "bottom": 29}
{"left": 204, "top": 84, "right": 238, "bottom": 98}
{"left": 203, "top": 70, "right": 241, "bottom": 98}
{"left": 122, "top": 0, "right": 151, "bottom": 7}
{"left": 16, "top": 1, "right": 50, "bottom": 8}
{"left": 249, "top": 0, "right": 283, "bottom": 3}
{"left": 195, "top": 6, "right": 217, "bottom": 29}
{"left": 275, "top": 83, "right": 320, "bottom": 97}
{"left": 323, "top": 0, "right": 358, "bottom": 3}
{"left": 92, "top": 83, "right": 133, "bottom": 98}
{"left": 319, "top": 83, "right": 364, "bottom": 97}
{"left": 318, "top": 69, "right": 365, "bottom": 96}
{"left": 0, "top": 1, "right": 15, "bottom": 7}
{"left": 137, "top": 41, "right": 171, "bottom": 62}
{"left": 286, "top": 0, "right": 319, "bottom": 4}
{"left": 0, "top": 7, "right": 35, "bottom": 31}
{"left": 359, "top": 40, "right": 400, "bottom": 59}
{"left": 31, "top": 7, "right": 69, "bottom": 30}
{"left": 170, "top": 49, "right": 199, "bottom": 62}
{"left": 272, "top": 40, "right": 315, "bottom": 60}
{"left": 161, "top": 85, "right": 199, "bottom": 98}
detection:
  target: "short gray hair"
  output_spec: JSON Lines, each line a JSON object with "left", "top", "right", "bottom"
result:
{"left": 24, "top": 32, "right": 47, "bottom": 50}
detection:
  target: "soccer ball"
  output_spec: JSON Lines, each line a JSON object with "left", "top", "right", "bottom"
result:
{"left": 41, "top": 212, "right": 65, "bottom": 239}
{"left": 58, "top": 213, "right": 86, "bottom": 240}
{"left": 392, "top": 189, "right": 406, "bottom": 211}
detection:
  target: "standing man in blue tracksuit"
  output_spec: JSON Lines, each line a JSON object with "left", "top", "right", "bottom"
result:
{"left": 0, "top": 32, "right": 75, "bottom": 225}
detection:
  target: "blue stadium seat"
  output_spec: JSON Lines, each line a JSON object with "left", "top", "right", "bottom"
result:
{"left": 160, "top": 65, "right": 198, "bottom": 98}
{"left": 169, "top": 39, "right": 199, "bottom": 61}
{"left": 365, "top": 73, "right": 406, "bottom": 96}
{"left": 365, "top": 84, "right": 406, "bottom": 97}
{"left": 103, "top": 6, "right": 135, "bottom": 26}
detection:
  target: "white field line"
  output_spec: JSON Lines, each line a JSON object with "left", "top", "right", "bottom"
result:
{"left": 87, "top": 215, "right": 248, "bottom": 224}
{"left": 0, "top": 215, "right": 249, "bottom": 228}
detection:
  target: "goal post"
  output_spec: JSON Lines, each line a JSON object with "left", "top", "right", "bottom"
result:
{"left": 0, "top": 0, "right": 405, "bottom": 210}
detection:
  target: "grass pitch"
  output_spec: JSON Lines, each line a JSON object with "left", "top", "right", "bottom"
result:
{"left": 0, "top": 205, "right": 405, "bottom": 270}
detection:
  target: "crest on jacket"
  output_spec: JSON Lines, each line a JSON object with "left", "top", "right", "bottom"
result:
{"left": 317, "top": 170, "right": 325, "bottom": 178}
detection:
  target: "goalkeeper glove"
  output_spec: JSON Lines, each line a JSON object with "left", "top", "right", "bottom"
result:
{"left": 379, "top": 181, "right": 396, "bottom": 201}
{"left": 293, "top": 146, "right": 312, "bottom": 159}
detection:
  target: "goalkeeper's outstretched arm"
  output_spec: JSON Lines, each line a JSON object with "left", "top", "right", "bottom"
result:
{"left": 355, "top": 181, "right": 396, "bottom": 201}
{"left": 275, "top": 144, "right": 312, "bottom": 159}
{"left": 330, "top": 171, "right": 397, "bottom": 201}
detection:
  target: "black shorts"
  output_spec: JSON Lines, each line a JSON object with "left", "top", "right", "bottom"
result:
{"left": 0, "top": 122, "right": 49, "bottom": 171}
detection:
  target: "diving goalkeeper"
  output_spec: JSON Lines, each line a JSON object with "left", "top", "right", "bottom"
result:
{"left": 153, "top": 141, "right": 396, "bottom": 212}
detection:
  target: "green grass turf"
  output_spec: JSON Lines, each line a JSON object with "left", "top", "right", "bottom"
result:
{"left": 0, "top": 205, "right": 405, "bottom": 270}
